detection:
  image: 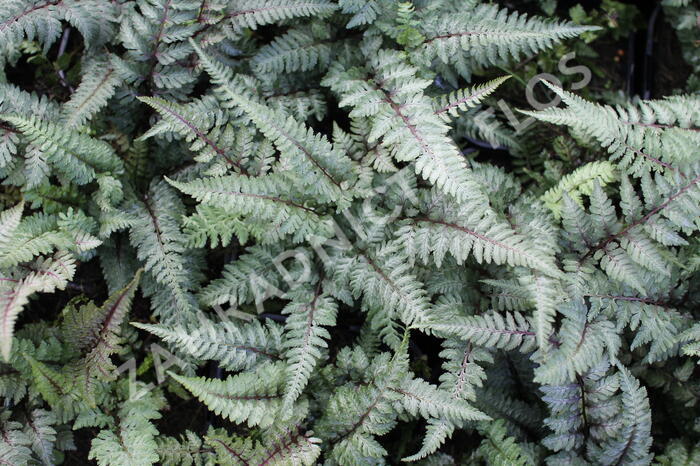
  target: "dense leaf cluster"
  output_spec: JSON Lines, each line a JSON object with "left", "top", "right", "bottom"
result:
{"left": 1, "top": 0, "right": 700, "bottom": 464}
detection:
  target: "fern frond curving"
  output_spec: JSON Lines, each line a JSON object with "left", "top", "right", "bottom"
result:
{"left": 169, "top": 362, "right": 286, "bottom": 428}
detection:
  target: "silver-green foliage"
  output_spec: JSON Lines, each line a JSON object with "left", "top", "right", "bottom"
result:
{"left": 1, "top": 0, "right": 699, "bottom": 465}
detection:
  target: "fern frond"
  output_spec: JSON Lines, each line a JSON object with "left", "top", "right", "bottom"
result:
{"left": 197, "top": 244, "right": 287, "bottom": 308}
{"left": 541, "top": 358, "right": 620, "bottom": 454}
{"left": 204, "top": 424, "right": 321, "bottom": 466}
{"left": 521, "top": 272, "right": 562, "bottom": 349}
{"left": 416, "top": 310, "right": 537, "bottom": 352}
{"left": 167, "top": 173, "right": 335, "bottom": 244}
{"left": 564, "top": 168, "right": 700, "bottom": 291}
{"left": 476, "top": 419, "right": 537, "bottom": 466}
{"left": 316, "top": 351, "right": 405, "bottom": 464}
{"left": 434, "top": 76, "right": 510, "bottom": 119}
{"left": 590, "top": 368, "right": 652, "bottom": 465}
{"left": 133, "top": 314, "right": 283, "bottom": 371}
{"left": 23, "top": 409, "right": 59, "bottom": 465}
{"left": 62, "top": 270, "right": 142, "bottom": 403}
{"left": 251, "top": 27, "right": 332, "bottom": 75}
{"left": 522, "top": 82, "right": 700, "bottom": 176}
{"left": 655, "top": 440, "right": 700, "bottom": 466}
{"left": 157, "top": 430, "right": 216, "bottom": 466}
{"left": 189, "top": 40, "right": 259, "bottom": 103}
{"left": 396, "top": 191, "right": 561, "bottom": 277}
{"left": 24, "top": 355, "right": 72, "bottom": 406}
{"left": 170, "top": 362, "right": 286, "bottom": 427}
{"left": 127, "top": 180, "right": 199, "bottom": 321}
{"left": 534, "top": 301, "right": 620, "bottom": 385}
{"left": 253, "top": 425, "right": 321, "bottom": 465}
{"left": 347, "top": 242, "right": 432, "bottom": 335}
{"left": 403, "top": 340, "right": 492, "bottom": 461}
{"left": 339, "top": 0, "right": 380, "bottom": 28}
{"left": 204, "top": 86, "right": 357, "bottom": 205}
{"left": 0, "top": 212, "right": 78, "bottom": 268}
{"left": 89, "top": 392, "right": 164, "bottom": 466}
{"left": 416, "top": 4, "right": 597, "bottom": 78}
{"left": 61, "top": 57, "right": 122, "bottom": 128}
{"left": 0, "top": 411, "right": 33, "bottom": 465}
{"left": 323, "top": 50, "right": 486, "bottom": 202}
{"left": 0, "top": 114, "right": 123, "bottom": 184}
{"left": 117, "top": 0, "right": 200, "bottom": 95}
{"left": 0, "top": 0, "right": 116, "bottom": 52}
{"left": 0, "top": 201, "right": 23, "bottom": 250}
{"left": 395, "top": 376, "right": 490, "bottom": 424}
{"left": 138, "top": 95, "right": 246, "bottom": 172}
{"left": 281, "top": 286, "right": 338, "bottom": 410}
{"left": 679, "top": 323, "right": 700, "bottom": 361}
{"left": 1, "top": 252, "right": 75, "bottom": 360}
{"left": 224, "top": 0, "right": 337, "bottom": 31}
{"left": 541, "top": 161, "right": 617, "bottom": 218}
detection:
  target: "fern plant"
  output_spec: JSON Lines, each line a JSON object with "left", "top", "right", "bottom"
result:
{"left": 1, "top": 0, "right": 699, "bottom": 464}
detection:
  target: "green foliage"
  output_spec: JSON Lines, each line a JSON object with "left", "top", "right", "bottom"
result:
{"left": 0, "top": 0, "right": 115, "bottom": 53}
{"left": 1, "top": 0, "right": 699, "bottom": 464}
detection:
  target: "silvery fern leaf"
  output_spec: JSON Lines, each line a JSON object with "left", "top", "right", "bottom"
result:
{"left": 0, "top": 411, "right": 33, "bottom": 465}
{"left": 520, "top": 272, "right": 562, "bottom": 349}
{"left": 339, "top": 0, "right": 380, "bottom": 28}
{"left": 415, "top": 310, "right": 537, "bottom": 352}
{"left": 323, "top": 49, "right": 486, "bottom": 203}
{"left": 126, "top": 180, "right": 199, "bottom": 322}
{"left": 0, "top": 0, "right": 116, "bottom": 52}
{"left": 133, "top": 314, "right": 283, "bottom": 371}
{"left": 197, "top": 244, "right": 288, "bottom": 308}
{"left": 0, "top": 84, "right": 59, "bottom": 171}
{"left": 416, "top": 4, "right": 598, "bottom": 79}
{"left": 394, "top": 376, "right": 490, "bottom": 424}
{"left": 541, "top": 359, "right": 620, "bottom": 455}
{"left": 679, "top": 323, "right": 700, "bottom": 361}
{"left": 251, "top": 26, "right": 333, "bottom": 76}
{"left": 169, "top": 362, "right": 286, "bottom": 428}
{"left": 396, "top": 190, "right": 561, "bottom": 278}
{"left": 61, "top": 56, "right": 122, "bottom": 129}
{"left": 138, "top": 96, "right": 246, "bottom": 173}
{"left": 0, "top": 114, "right": 123, "bottom": 185}
{"left": 433, "top": 76, "right": 510, "bottom": 120}
{"left": 281, "top": 285, "right": 338, "bottom": 410}
{"left": 204, "top": 423, "right": 321, "bottom": 466}
{"left": 23, "top": 409, "right": 59, "bottom": 466}
{"left": 89, "top": 391, "right": 165, "bottom": 466}
{"left": 0, "top": 201, "right": 23, "bottom": 250}
{"left": 476, "top": 419, "right": 538, "bottom": 466}
{"left": 342, "top": 242, "right": 431, "bottom": 341}
{"left": 541, "top": 161, "right": 617, "bottom": 218}
{"left": 157, "top": 430, "right": 216, "bottom": 466}
{"left": 168, "top": 173, "right": 336, "bottom": 244}
{"left": 589, "top": 368, "right": 653, "bottom": 466}
{"left": 224, "top": 0, "right": 337, "bottom": 32}
{"left": 534, "top": 300, "right": 621, "bottom": 386}
{"left": 523, "top": 82, "right": 700, "bottom": 176}
{"left": 199, "top": 84, "right": 358, "bottom": 206}
{"left": 403, "top": 340, "right": 492, "bottom": 461}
